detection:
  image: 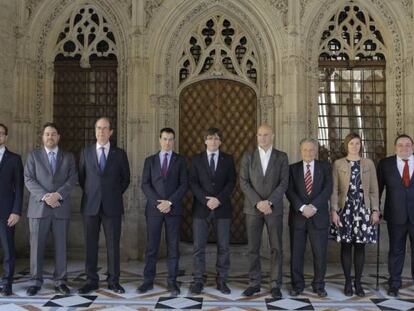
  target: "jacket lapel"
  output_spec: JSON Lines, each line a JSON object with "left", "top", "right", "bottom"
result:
{"left": 104, "top": 147, "right": 116, "bottom": 173}
{"left": 165, "top": 152, "right": 176, "bottom": 178}
{"left": 0, "top": 148, "right": 8, "bottom": 172}
{"left": 264, "top": 149, "right": 276, "bottom": 178}
{"left": 41, "top": 148, "right": 54, "bottom": 176}
{"left": 54, "top": 150, "right": 64, "bottom": 175}
{"left": 203, "top": 152, "right": 213, "bottom": 178}
{"left": 312, "top": 160, "right": 321, "bottom": 196}
{"left": 298, "top": 161, "right": 307, "bottom": 196}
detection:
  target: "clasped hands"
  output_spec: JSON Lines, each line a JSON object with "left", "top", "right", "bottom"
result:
{"left": 157, "top": 200, "right": 171, "bottom": 213}
{"left": 44, "top": 192, "right": 61, "bottom": 208}
{"left": 302, "top": 204, "right": 317, "bottom": 219}
{"left": 206, "top": 196, "right": 220, "bottom": 210}
{"left": 256, "top": 200, "right": 272, "bottom": 215}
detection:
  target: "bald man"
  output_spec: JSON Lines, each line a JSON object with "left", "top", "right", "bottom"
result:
{"left": 240, "top": 124, "right": 289, "bottom": 299}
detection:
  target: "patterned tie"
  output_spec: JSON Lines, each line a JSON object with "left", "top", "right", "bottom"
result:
{"left": 305, "top": 164, "right": 312, "bottom": 195}
{"left": 402, "top": 159, "right": 410, "bottom": 187}
{"left": 161, "top": 153, "right": 169, "bottom": 177}
{"left": 209, "top": 153, "right": 216, "bottom": 175}
{"left": 48, "top": 151, "right": 56, "bottom": 175}
{"left": 99, "top": 147, "right": 106, "bottom": 172}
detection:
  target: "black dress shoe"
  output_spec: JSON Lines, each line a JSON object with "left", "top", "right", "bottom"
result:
{"left": 1, "top": 284, "right": 12, "bottom": 296}
{"left": 289, "top": 288, "right": 303, "bottom": 296}
{"left": 167, "top": 282, "right": 180, "bottom": 296}
{"left": 77, "top": 283, "right": 99, "bottom": 294}
{"left": 344, "top": 281, "right": 353, "bottom": 296}
{"left": 54, "top": 284, "right": 70, "bottom": 295}
{"left": 354, "top": 282, "right": 365, "bottom": 297}
{"left": 216, "top": 281, "right": 231, "bottom": 294}
{"left": 271, "top": 287, "right": 282, "bottom": 299}
{"left": 189, "top": 282, "right": 203, "bottom": 295}
{"left": 26, "top": 286, "right": 41, "bottom": 296}
{"left": 387, "top": 287, "right": 399, "bottom": 297}
{"left": 313, "top": 288, "right": 328, "bottom": 297}
{"left": 108, "top": 283, "right": 125, "bottom": 294}
{"left": 137, "top": 282, "right": 153, "bottom": 293}
{"left": 242, "top": 285, "right": 260, "bottom": 296}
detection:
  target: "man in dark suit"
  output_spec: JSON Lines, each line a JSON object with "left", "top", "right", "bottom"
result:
{"left": 378, "top": 134, "right": 414, "bottom": 297}
{"left": 286, "top": 139, "right": 332, "bottom": 297}
{"left": 240, "top": 124, "right": 289, "bottom": 299}
{"left": 189, "top": 128, "right": 236, "bottom": 295}
{"left": 78, "top": 117, "right": 130, "bottom": 294}
{"left": 24, "top": 122, "right": 77, "bottom": 296}
{"left": 0, "top": 123, "right": 23, "bottom": 296}
{"left": 139, "top": 128, "right": 188, "bottom": 296}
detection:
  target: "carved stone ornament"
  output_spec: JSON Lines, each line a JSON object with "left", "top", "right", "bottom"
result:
{"left": 145, "top": 0, "right": 164, "bottom": 28}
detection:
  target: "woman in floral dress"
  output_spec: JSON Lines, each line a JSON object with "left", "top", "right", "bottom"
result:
{"left": 331, "top": 133, "right": 380, "bottom": 297}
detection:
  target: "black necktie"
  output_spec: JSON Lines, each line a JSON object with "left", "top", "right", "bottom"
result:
{"left": 209, "top": 153, "right": 215, "bottom": 175}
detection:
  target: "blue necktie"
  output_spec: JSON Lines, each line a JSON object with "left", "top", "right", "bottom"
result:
{"left": 209, "top": 153, "right": 215, "bottom": 175}
{"left": 99, "top": 147, "right": 106, "bottom": 171}
{"left": 48, "top": 151, "right": 56, "bottom": 175}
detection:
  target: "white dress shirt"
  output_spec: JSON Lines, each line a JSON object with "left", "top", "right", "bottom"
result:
{"left": 258, "top": 146, "right": 272, "bottom": 175}
{"left": 0, "top": 146, "right": 5, "bottom": 163}
{"left": 396, "top": 154, "right": 414, "bottom": 178}
{"left": 207, "top": 150, "right": 219, "bottom": 171}
{"left": 96, "top": 142, "right": 110, "bottom": 160}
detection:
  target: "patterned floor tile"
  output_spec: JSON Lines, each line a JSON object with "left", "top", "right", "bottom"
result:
{"left": 266, "top": 298, "right": 313, "bottom": 310}
{"left": 372, "top": 298, "right": 414, "bottom": 311}
{"left": 155, "top": 297, "right": 203, "bottom": 309}
{"left": 43, "top": 294, "right": 97, "bottom": 307}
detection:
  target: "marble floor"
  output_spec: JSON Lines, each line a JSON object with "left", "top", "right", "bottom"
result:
{"left": 1, "top": 246, "right": 414, "bottom": 310}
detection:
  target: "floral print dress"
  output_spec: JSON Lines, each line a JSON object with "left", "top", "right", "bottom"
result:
{"left": 335, "top": 160, "right": 377, "bottom": 244}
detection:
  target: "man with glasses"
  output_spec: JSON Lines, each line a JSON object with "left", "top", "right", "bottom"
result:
{"left": 0, "top": 124, "right": 23, "bottom": 296}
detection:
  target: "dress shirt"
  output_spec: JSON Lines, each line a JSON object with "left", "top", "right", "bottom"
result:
{"left": 159, "top": 150, "right": 172, "bottom": 168}
{"left": 206, "top": 150, "right": 219, "bottom": 171}
{"left": 0, "top": 146, "right": 5, "bottom": 163}
{"left": 397, "top": 154, "right": 414, "bottom": 178}
{"left": 96, "top": 142, "right": 110, "bottom": 160}
{"left": 258, "top": 146, "right": 272, "bottom": 175}
{"left": 300, "top": 160, "right": 317, "bottom": 213}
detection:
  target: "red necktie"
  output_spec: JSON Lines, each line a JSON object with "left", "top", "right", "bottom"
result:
{"left": 161, "top": 153, "right": 168, "bottom": 177}
{"left": 402, "top": 159, "right": 410, "bottom": 187}
{"left": 305, "top": 164, "right": 313, "bottom": 195}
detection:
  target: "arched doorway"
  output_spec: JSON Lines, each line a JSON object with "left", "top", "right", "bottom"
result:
{"left": 179, "top": 79, "right": 257, "bottom": 244}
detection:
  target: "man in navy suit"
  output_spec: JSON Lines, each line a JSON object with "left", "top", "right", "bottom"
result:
{"left": 286, "top": 139, "right": 332, "bottom": 297}
{"left": 378, "top": 134, "right": 414, "bottom": 297}
{"left": 139, "top": 128, "right": 188, "bottom": 296}
{"left": 189, "top": 128, "right": 236, "bottom": 295}
{"left": 0, "top": 124, "right": 23, "bottom": 296}
{"left": 78, "top": 117, "right": 130, "bottom": 294}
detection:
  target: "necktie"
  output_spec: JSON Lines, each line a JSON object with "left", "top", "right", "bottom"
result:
{"left": 209, "top": 153, "right": 216, "bottom": 175}
{"left": 305, "top": 164, "right": 312, "bottom": 195}
{"left": 403, "top": 159, "right": 410, "bottom": 187}
{"left": 99, "top": 147, "right": 106, "bottom": 172}
{"left": 48, "top": 151, "right": 56, "bottom": 175}
{"left": 161, "top": 153, "right": 168, "bottom": 177}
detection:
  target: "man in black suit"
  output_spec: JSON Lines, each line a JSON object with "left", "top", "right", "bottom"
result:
{"left": 139, "top": 128, "right": 188, "bottom": 296}
{"left": 78, "top": 117, "right": 130, "bottom": 294}
{"left": 0, "top": 124, "right": 23, "bottom": 296}
{"left": 189, "top": 128, "right": 236, "bottom": 295}
{"left": 378, "top": 134, "right": 414, "bottom": 297}
{"left": 286, "top": 139, "right": 332, "bottom": 297}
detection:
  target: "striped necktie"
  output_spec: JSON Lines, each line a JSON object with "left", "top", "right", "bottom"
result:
{"left": 305, "top": 164, "right": 312, "bottom": 195}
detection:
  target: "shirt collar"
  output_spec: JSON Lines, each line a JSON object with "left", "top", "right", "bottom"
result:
{"left": 207, "top": 150, "right": 219, "bottom": 158}
{"left": 44, "top": 146, "right": 58, "bottom": 154}
{"left": 160, "top": 150, "right": 172, "bottom": 157}
{"left": 258, "top": 146, "right": 273, "bottom": 154}
{"left": 303, "top": 160, "right": 315, "bottom": 168}
{"left": 97, "top": 141, "right": 110, "bottom": 151}
{"left": 0, "top": 146, "right": 5, "bottom": 154}
{"left": 397, "top": 154, "right": 414, "bottom": 162}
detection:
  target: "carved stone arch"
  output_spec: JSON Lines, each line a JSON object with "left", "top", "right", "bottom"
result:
{"left": 149, "top": 0, "right": 279, "bottom": 136}
{"left": 26, "top": 0, "right": 129, "bottom": 147}
{"left": 303, "top": 0, "right": 406, "bottom": 150}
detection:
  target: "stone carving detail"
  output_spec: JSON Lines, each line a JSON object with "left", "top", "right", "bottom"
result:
{"left": 402, "top": 0, "right": 413, "bottom": 18}
{"left": 55, "top": 4, "right": 117, "bottom": 68}
{"left": 145, "top": 0, "right": 164, "bottom": 27}
{"left": 178, "top": 14, "right": 258, "bottom": 86}
{"left": 25, "top": 0, "right": 44, "bottom": 21}
{"left": 259, "top": 96, "right": 275, "bottom": 124}
{"left": 158, "top": 95, "right": 178, "bottom": 128}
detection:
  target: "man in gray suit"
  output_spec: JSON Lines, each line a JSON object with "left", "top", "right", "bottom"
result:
{"left": 240, "top": 124, "right": 289, "bottom": 299}
{"left": 24, "top": 122, "right": 77, "bottom": 296}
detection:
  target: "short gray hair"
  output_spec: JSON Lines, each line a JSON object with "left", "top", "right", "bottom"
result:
{"left": 299, "top": 138, "right": 318, "bottom": 149}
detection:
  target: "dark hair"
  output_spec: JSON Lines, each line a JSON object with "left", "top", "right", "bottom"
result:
{"left": 0, "top": 123, "right": 8, "bottom": 136}
{"left": 343, "top": 132, "right": 362, "bottom": 155}
{"left": 204, "top": 127, "right": 223, "bottom": 140}
{"left": 95, "top": 117, "right": 112, "bottom": 130}
{"left": 159, "top": 127, "right": 175, "bottom": 138}
{"left": 394, "top": 134, "right": 413, "bottom": 145}
{"left": 42, "top": 122, "right": 59, "bottom": 135}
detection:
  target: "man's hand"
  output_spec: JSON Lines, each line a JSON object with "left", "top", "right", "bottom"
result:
{"left": 44, "top": 193, "right": 61, "bottom": 208}
{"left": 256, "top": 200, "right": 272, "bottom": 215}
{"left": 370, "top": 210, "right": 380, "bottom": 225}
{"left": 7, "top": 213, "right": 20, "bottom": 227}
{"left": 302, "top": 205, "right": 316, "bottom": 219}
{"left": 157, "top": 200, "right": 171, "bottom": 213}
{"left": 206, "top": 196, "right": 220, "bottom": 210}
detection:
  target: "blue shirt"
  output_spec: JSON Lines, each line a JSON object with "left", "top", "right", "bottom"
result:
{"left": 159, "top": 150, "right": 172, "bottom": 168}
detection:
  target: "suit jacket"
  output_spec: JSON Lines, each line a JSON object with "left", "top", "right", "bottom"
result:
{"left": 0, "top": 148, "right": 24, "bottom": 219}
{"left": 378, "top": 155, "right": 414, "bottom": 224}
{"left": 240, "top": 148, "right": 289, "bottom": 216}
{"left": 79, "top": 144, "right": 130, "bottom": 216}
{"left": 141, "top": 151, "right": 188, "bottom": 217}
{"left": 286, "top": 160, "right": 333, "bottom": 229}
{"left": 190, "top": 151, "right": 236, "bottom": 219}
{"left": 24, "top": 147, "right": 77, "bottom": 219}
{"left": 330, "top": 157, "right": 379, "bottom": 213}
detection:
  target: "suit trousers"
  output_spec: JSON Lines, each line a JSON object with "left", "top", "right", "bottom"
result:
{"left": 83, "top": 212, "right": 122, "bottom": 285}
{"left": 246, "top": 213, "right": 283, "bottom": 288}
{"left": 29, "top": 216, "right": 69, "bottom": 286}
{"left": 0, "top": 220, "right": 15, "bottom": 285}
{"left": 387, "top": 221, "right": 414, "bottom": 288}
{"left": 143, "top": 215, "right": 181, "bottom": 283}
{"left": 289, "top": 220, "right": 328, "bottom": 291}
{"left": 193, "top": 212, "right": 231, "bottom": 282}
